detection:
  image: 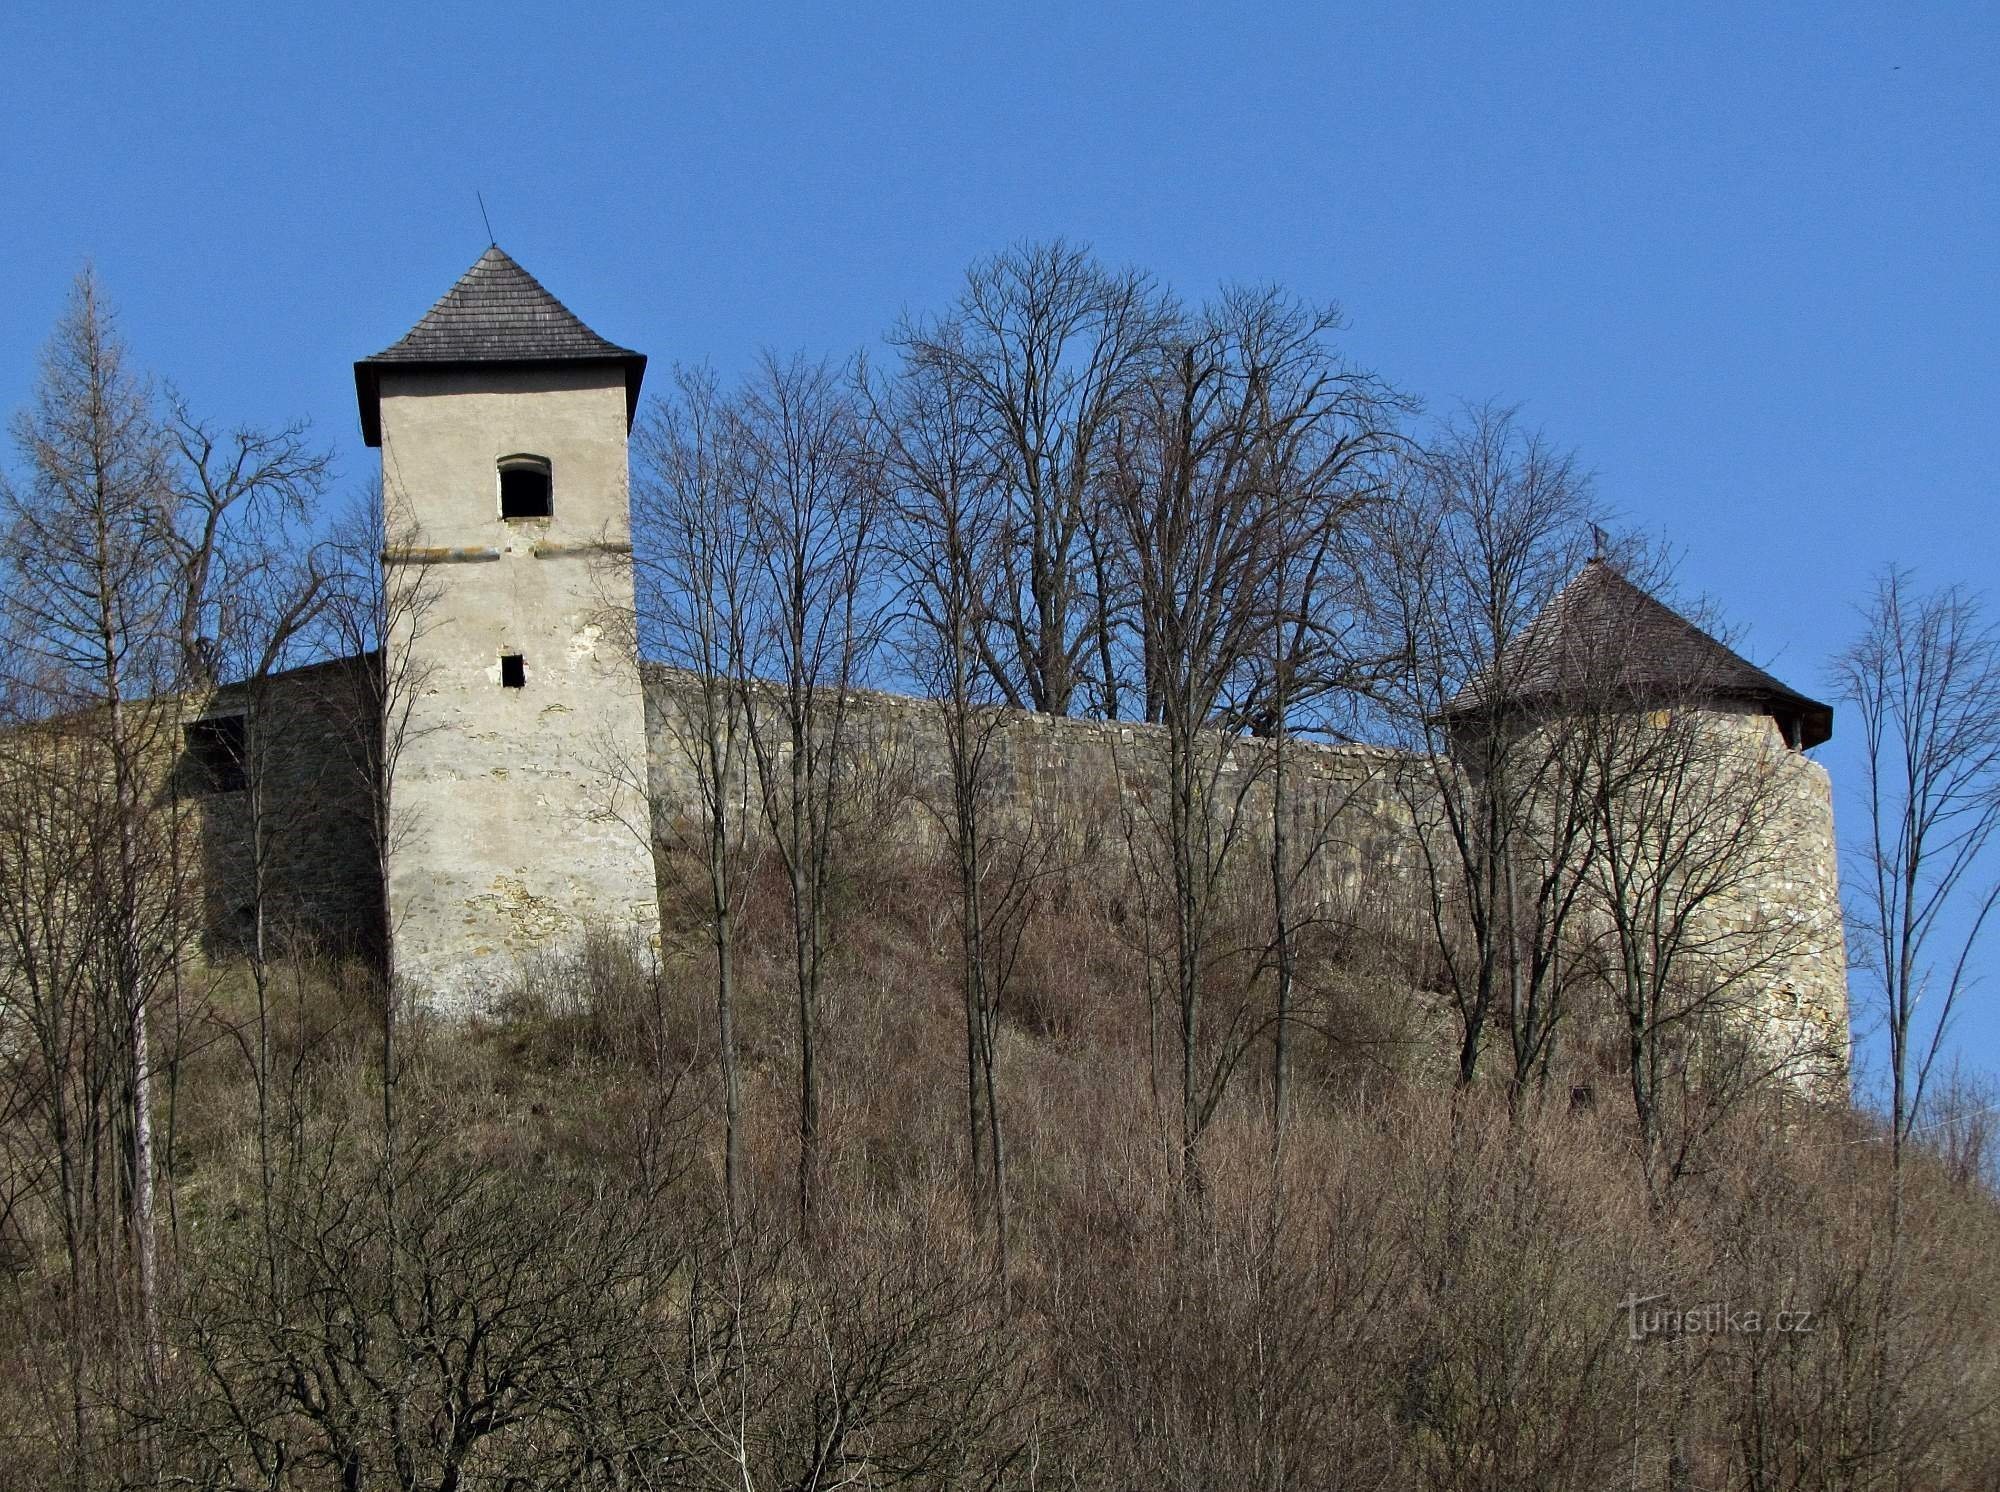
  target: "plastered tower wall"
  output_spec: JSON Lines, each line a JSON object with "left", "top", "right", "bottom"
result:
{"left": 377, "top": 365, "right": 659, "bottom": 1008}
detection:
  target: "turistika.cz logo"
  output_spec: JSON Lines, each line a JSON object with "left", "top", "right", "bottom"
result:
{"left": 1617, "top": 1292, "right": 1817, "bottom": 1343}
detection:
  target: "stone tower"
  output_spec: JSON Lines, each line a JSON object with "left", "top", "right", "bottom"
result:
{"left": 1442, "top": 558, "right": 1850, "bottom": 1089}
{"left": 354, "top": 246, "right": 660, "bottom": 1008}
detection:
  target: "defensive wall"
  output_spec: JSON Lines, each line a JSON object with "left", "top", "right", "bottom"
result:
{"left": 188, "top": 655, "right": 384, "bottom": 966}
{"left": 640, "top": 667, "right": 1850, "bottom": 1090}
{"left": 1651, "top": 706, "right": 1849, "bottom": 1085}
{"left": 640, "top": 664, "right": 1419, "bottom": 912}
{"left": 168, "top": 655, "right": 1848, "bottom": 1091}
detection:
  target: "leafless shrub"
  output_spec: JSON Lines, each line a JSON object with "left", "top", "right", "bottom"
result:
{"left": 1922, "top": 1063, "right": 2000, "bottom": 1193}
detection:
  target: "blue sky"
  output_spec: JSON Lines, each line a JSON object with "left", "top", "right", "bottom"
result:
{"left": 3, "top": 2, "right": 1995, "bottom": 1095}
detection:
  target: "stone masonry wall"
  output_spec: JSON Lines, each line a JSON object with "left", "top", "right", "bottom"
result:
{"left": 187, "top": 655, "right": 384, "bottom": 965}
{"left": 1691, "top": 708, "right": 1850, "bottom": 1086}
{"left": 179, "top": 653, "right": 1850, "bottom": 1091}
{"left": 641, "top": 666, "right": 1424, "bottom": 925}
{"left": 641, "top": 667, "right": 1850, "bottom": 1094}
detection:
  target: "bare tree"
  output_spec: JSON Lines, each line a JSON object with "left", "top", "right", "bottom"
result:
{"left": 320, "top": 478, "right": 444, "bottom": 1029}
{"left": 160, "top": 397, "right": 332, "bottom": 686}
{"left": 632, "top": 365, "right": 761, "bottom": 1227}
{"left": 0, "top": 672, "right": 131, "bottom": 1484}
{"left": 1103, "top": 286, "right": 1401, "bottom": 1191}
{"left": 872, "top": 337, "right": 1050, "bottom": 1282}
{"left": 175, "top": 490, "right": 332, "bottom": 1342}
{"left": 159, "top": 384, "right": 333, "bottom": 1255}
{"left": 315, "top": 475, "right": 446, "bottom": 1420}
{"left": 1565, "top": 677, "right": 1809, "bottom": 1191}
{"left": 733, "top": 352, "right": 882, "bottom": 1227}
{"left": 0, "top": 271, "right": 185, "bottom": 1402}
{"left": 1260, "top": 545, "right": 1383, "bottom": 1151}
{"left": 168, "top": 1088, "right": 703, "bottom": 1490}
{"left": 1368, "top": 404, "right": 1601, "bottom": 1096}
{"left": 891, "top": 240, "right": 1174, "bottom": 717}
{"left": 0, "top": 267, "right": 338, "bottom": 1482}
{"left": 1836, "top": 567, "right": 2000, "bottom": 1165}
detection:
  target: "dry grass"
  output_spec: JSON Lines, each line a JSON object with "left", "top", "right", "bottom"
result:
{"left": 1, "top": 843, "right": 1997, "bottom": 1488}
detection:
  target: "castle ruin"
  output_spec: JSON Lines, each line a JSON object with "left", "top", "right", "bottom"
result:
{"left": 189, "top": 248, "right": 1849, "bottom": 1085}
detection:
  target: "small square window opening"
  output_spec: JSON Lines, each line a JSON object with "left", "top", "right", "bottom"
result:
{"left": 500, "top": 654, "right": 526, "bottom": 688}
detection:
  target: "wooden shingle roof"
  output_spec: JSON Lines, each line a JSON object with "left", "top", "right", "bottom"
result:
{"left": 354, "top": 247, "right": 646, "bottom": 446}
{"left": 1445, "top": 558, "right": 1832, "bottom": 748}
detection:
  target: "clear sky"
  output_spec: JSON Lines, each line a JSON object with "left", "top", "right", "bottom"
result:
{"left": 4, "top": 2, "right": 1995, "bottom": 1096}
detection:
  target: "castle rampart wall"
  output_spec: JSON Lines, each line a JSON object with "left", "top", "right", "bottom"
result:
{"left": 173, "top": 655, "right": 1848, "bottom": 1093}
{"left": 640, "top": 666, "right": 1423, "bottom": 916}
{"left": 644, "top": 664, "right": 1424, "bottom": 908}
{"left": 640, "top": 667, "right": 1850, "bottom": 1092}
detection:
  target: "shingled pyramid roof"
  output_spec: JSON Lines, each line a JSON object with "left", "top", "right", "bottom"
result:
{"left": 354, "top": 246, "right": 646, "bottom": 446}
{"left": 1444, "top": 558, "right": 1832, "bottom": 748}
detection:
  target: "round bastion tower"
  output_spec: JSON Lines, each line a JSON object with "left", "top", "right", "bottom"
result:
{"left": 354, "top": 247, "right": 661, "bottom": 1010}
{"left": 1441, "top": 558, "right": 1850, "bottom": 1095}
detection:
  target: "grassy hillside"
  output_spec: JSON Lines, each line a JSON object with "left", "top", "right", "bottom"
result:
{"left": 3, "top": 850, "right": 1997, "bottom": 1490}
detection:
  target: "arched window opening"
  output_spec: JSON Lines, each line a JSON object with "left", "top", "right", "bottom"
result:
{"left": 499, "top": 454, "right": 552, "bottom": 519}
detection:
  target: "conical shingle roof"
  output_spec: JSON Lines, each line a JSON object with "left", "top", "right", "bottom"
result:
{"left": 354, "top": 247, "right": 646, "bottom": 446}
{"left": 1444, "top": 558, "right": 1832, "bottom": 748}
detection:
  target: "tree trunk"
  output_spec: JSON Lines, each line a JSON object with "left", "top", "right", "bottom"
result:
{"left": 1269, "top": 713, "right": 1295, "bottom": 1157}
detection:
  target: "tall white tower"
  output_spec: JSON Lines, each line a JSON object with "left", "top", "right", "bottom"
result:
{"left": 355, "top": 247, "right": 659, "bottom": 1008}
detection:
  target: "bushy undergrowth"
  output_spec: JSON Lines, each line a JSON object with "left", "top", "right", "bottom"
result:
{"left": 2, "top": 860, "right": 1998, "bottom": 1490}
